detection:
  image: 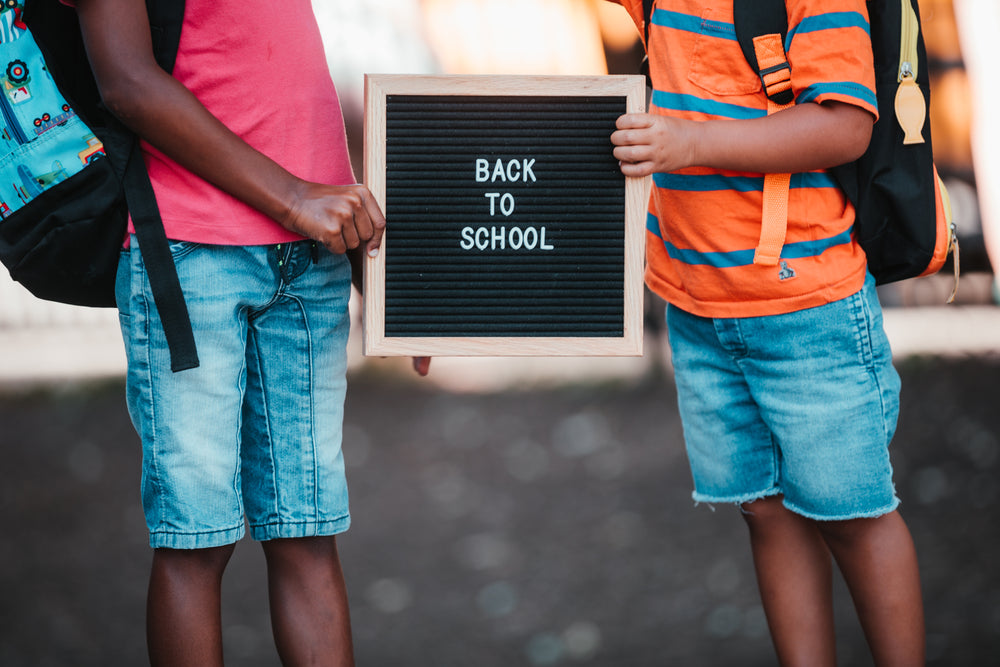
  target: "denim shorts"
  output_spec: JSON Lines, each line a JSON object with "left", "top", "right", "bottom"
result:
{"left": 116, "top": 237, "right": 353, "bottom": 549}
{"left": 665, "top": 274, "right": 901, "bottom": 520}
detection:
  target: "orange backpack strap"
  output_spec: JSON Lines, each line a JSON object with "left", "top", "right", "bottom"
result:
{"left": 751, "top": 33, "right": 794, "bottom": 266}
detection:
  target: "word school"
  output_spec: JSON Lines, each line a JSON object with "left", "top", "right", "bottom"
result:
{"left": 461, "top": 157, "right": 553, "bottom": 252}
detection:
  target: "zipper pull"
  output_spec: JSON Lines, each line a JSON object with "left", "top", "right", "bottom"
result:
{"left": 894, "top": 66, "right": 926, "bottom": 145}
{"left": 896, "top": 0, "right": 926, "bottom": 145}
{"left": 947, "top": 223, "right": 960, "bottom": 304}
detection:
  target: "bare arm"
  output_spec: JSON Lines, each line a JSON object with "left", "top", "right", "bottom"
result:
{"left": 74, "top": 0, "right": 385, "bottom": 256}
{"left": 611, "top": 101, "right": 873, "bottom": 177}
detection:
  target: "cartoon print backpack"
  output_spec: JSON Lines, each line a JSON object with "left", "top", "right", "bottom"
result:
{"left": 641, "top": 0, "right": 959, "bottom": 296}
{"left": 0, "top": 0, "right": 198, "bottom": 371}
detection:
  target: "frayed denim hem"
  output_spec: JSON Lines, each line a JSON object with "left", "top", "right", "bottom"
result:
{"left": 692, "top": 489, "right": 901, "bottom": 522}
{"left": 782, "top": 496, "right": 901, "bottom": 522}
{"left": 691, "top": 487, "right": 782, "bottom": 510}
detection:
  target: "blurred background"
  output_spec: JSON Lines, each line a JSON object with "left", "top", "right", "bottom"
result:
{"left": 1, "top": 1, "right": 997, "bottom": 665}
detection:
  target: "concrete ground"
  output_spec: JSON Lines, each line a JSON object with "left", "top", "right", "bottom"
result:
{"left": 1, "top": 353, "right": 998, "bottom": 666}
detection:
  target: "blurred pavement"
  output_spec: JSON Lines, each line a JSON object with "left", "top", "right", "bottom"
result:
{"left": 1, "top": 338, "right": 998, "bottom": 666}
{"left": 1, "top": 275, "right": 998, "bottom": 390}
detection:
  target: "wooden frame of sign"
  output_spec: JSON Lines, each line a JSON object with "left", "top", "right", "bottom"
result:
{"left": 363, "top": 74, "right": 647, "bottom": 357}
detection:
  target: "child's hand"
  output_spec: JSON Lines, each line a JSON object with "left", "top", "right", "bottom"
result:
{"left": 611, "top": 113, "right": 698, "bottom": 177}
{"left": 282, "top": 183, "right": 387, "bottom": 257}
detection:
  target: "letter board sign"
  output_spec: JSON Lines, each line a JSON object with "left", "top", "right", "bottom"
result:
{"left": 363, "top": 74, "right": 646, "bottom": 357}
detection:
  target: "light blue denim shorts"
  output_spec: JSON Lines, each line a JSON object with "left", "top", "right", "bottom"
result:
{"left": 666, "top": 274, "right": 901, "bottom": 521}
{"left": 116, "top": 237, "right": 353, "bottom": 549}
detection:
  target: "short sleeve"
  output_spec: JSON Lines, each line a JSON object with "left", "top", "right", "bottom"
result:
{"left": 786, "top": 0, "right": 878, "bottom": 120}
{"left": 612, "top": 0, "right": 645, "bottom": 35}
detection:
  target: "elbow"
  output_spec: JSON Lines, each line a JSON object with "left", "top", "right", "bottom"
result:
{"left": 843, "top": 121, "right": 873, "bottom": 164}
{"left": 814, "top": 101, "right": 875, "bottom": 167}
{"left": 92, "top": 63, "right": 166, "bottom": 128}
{"left": 98, "top": 77, "right": 144, "bottom": 125}
{"left": 837, "top": 108, "right": 875, "bottom": 165}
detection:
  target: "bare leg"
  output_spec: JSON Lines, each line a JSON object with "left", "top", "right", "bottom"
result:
{"left": 262, "top": 535, "right": 355, "bottom": 667}
{"left": 817, "top": 511, "right": 925, "bottom": 666}
{"left": 742, "top": 496, "right": 837, "bottom": 667}
{"left": 146, "top": 544, "right": 236, "bottom": 667}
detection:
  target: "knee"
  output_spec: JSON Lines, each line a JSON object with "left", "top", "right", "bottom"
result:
{"left": 814, "top": 511, "right": 899, "bottom": 549}
{"left": 152, "top": 543, "right": 236, "bottom": 580}
{"left": 739, "top": 495, "right": 788, "bottom": 527}
{"left": 262, "top": 536, "right": 341, "bottom": 570}
{"left": 262, "top": 536, "right": 346, "bottom": 593}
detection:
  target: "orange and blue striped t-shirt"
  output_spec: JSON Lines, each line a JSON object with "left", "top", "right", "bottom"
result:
{"left": 617, "top": 0, "right": 878, "bottom": 318}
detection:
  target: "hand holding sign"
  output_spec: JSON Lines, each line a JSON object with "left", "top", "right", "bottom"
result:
{"left": 282, "top": 182, "right": 386, "bottom": 257}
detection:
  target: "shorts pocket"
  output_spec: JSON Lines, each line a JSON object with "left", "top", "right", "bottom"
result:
{"left": 167, "top": 239, "right": 201, "bottom": 261}
{"left": 687, "top": 7, "right": 763, "bottom": 97}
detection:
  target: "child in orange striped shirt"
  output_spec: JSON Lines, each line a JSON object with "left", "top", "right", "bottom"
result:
{"left": 610, "top": 1, "right": 925, "bottom": 664}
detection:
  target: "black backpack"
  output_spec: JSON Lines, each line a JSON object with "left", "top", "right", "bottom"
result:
{"left": 0, "top": 0, "right": 198, "bottom": 371}
{"left": 640, "top": 0, "right": 958, "bottom": 292}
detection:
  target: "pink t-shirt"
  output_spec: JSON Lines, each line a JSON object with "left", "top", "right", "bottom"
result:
{"left": 66, "top": 0, "right": 354, "bottom": 245}
{"left": 145, "top": 0, "right": 354, "bottom": 244}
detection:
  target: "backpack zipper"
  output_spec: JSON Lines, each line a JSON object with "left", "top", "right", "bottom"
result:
{"left": 898, "top": 0, "right": 920, "bottom": 83}
{"left": 894, "top": 0, "right": 926, "bottom": 144}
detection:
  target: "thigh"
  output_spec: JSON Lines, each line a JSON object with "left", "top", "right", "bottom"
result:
{"left": 666, "top": 304, "right": 782, "bottom": 504}
{"left": 117, "top": 240, "right": 271, "bottom": 549}
{"left": 240, "top": 242, "right": 353, "bottom": 541}
{"left": 741, "top": 275, "right": 901, "bottom": 520}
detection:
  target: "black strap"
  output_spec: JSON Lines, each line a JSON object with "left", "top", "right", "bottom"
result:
{"left": 123, "top": 139, "right": 199, "bottom": 372}
{"left": 642, "top": 0, "right": 655, "bottom": 45}
{"left": 129, "top": 0, "right": 197, "bottom": 372}
{"left": 145, "top": 0, "right": 184, "bottom": 73}
{"left": 733, "top": 0, "right": 793, "bottom": 105}
{"left": 639, "top": 0, "right": 655, "bottom": 87}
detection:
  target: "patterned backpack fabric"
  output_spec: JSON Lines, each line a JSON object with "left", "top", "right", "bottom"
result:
{"left": 0, "top": 0, "right": 198, "bottom": 371}
{"left": 0, "top": 21, "right": 103, "bottom": 211}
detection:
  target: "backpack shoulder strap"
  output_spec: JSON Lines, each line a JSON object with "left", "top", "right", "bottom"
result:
{"left": 638, "top": 0, "right": 656, "bottom": 86}
{"left": 642, "top": 0, "right": 655, "bottom": 45}
{"left": 127, "top": 0, "right": 199, "bottom": 372}
{"left": 733, "top": 0, "right": 795, "bottom": 267}
{"left": 733, "top": 0, "right": 792, "bottom": 104}
{"left": 146, "top": 0, "right": 185, "bottom": 73}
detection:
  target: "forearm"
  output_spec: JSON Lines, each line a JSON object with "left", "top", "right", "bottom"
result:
{"left": 110, "top": 75, "right": 304, "bottom": 223}
{"left": 74, "top": 0, "right": 387, "bottom": 256}
{"left": 689, "top": 102, "right": 873, "bottom": 173}
{"left": 613, "top": 101, "right": 874, "bottom": 176}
